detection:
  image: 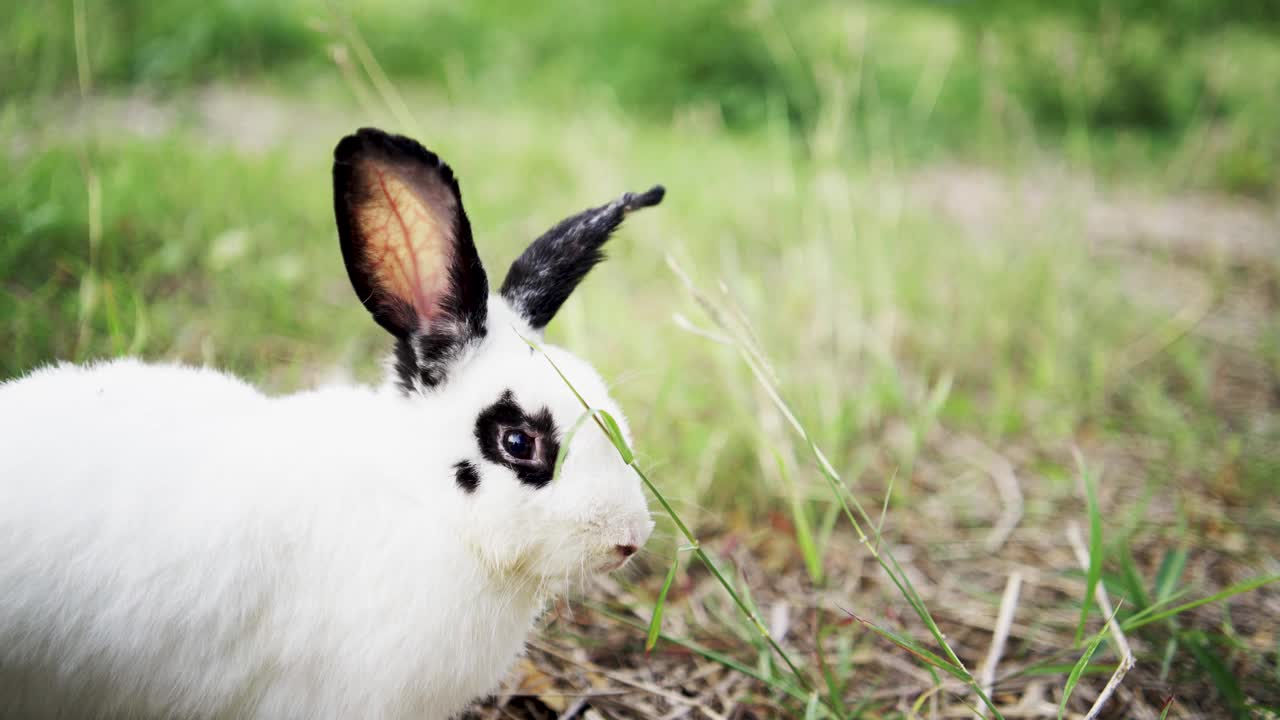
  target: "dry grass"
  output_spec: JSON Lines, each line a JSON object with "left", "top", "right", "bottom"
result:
{"left": 469, "top": 444, "right": 1278, "bottom": 717}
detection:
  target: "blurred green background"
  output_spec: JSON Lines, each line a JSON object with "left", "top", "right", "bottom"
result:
{"left": 8, "top": 0, "right": 1280, "bottom": 190}
{"left": 3, "top": 0, "right": 1279, "bottom": 715}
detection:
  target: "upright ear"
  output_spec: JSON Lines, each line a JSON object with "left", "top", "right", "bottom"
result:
{"left": 500, "top": 185, "right": 664, "bottom": 331}
{"left": 333, "top": 128, "right": 489, "bottom": 391}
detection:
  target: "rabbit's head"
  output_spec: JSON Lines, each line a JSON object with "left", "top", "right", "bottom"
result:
{"left": 333, "top": 128, "right": 658, "bottom": 584}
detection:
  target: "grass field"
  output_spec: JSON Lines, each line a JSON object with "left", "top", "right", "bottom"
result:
{"left": 4, "top": 1, "right": 1279, "bottom": 717}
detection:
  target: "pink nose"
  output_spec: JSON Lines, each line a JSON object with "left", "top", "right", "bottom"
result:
{"left": 614, "top": 544, "right": 638, "bottom": 559}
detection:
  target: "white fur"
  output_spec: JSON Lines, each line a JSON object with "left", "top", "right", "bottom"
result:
{"left": 0, "top": 298, "right": 653, "bottom": 719}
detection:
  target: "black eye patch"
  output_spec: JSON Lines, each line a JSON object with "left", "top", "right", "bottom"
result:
{"left": 474, "top": 390, "right": 561, "bottom": 489}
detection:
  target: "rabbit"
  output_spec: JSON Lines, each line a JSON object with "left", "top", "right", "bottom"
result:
{"left": 0, "top": 127, "right": 664, "bottom": 720}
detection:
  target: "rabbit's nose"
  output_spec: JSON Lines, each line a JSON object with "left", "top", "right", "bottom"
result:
{"left": 614, "top": 544, "right": 638, "bottom": 559}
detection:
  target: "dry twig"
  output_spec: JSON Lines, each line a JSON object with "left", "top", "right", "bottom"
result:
{"left": 978, "top": 572, "right": 1023, "bottom": 716}
{"left": 1066, "top": 523, "right": 1136, "bottom": 719}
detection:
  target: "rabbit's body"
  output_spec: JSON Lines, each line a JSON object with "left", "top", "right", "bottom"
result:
{"left": 0, "top": 129, "right": 662, "bottom": 719}
{"left": 0, "top": 356, "right": 542, "bottom": 718}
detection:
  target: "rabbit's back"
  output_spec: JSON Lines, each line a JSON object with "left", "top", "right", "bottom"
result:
{"left": 0, "top": 360, "right": 543, "bottom": 719}
{"left": 0, "top": 358, "right": 263, "bottom": 409}
{"left": 0, "top": 361, "right": 287, "bottom": 717}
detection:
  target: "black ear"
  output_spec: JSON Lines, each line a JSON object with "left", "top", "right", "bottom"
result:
{"left": 333, "top": 128, "right": 489, "bottom": 391}
{"left": 500, "top": 185, "right": 664, "bottom": 330}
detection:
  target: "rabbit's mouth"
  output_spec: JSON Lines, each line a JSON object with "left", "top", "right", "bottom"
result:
{"left": 596, "top": 555, "right": 632, "bottom": 573}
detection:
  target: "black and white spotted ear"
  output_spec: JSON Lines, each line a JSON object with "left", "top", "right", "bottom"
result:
{"left": 500, "top": 185, "right": 664, "bottom": 331}
{"left": 333, "top": 128, "right": 489, "bottom": 392}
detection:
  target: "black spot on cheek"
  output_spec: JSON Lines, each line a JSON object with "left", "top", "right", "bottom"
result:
{"left": 454, "top": 460, "right": 480, "bottom": 493}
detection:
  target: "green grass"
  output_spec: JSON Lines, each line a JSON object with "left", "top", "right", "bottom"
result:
{"left": 6, "top": 1, "right": 1280, "bottom": 194}
{"left": 4, "top": 1, "right": 1280, "bottom": 716}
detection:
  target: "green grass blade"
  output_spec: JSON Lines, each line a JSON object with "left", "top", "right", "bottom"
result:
{"left": 1116, "top": 540, "right": 1152, "bottom": 612}
{"left": 873, "top": 468, "right": 896, "bottom": 553}
{"left": 777, "top": 452, "right": 823, "bottom": 583}
{"left": 593, "top": 604, "right": 812, "bottom": 705}
{"left": 1120, "top": 586, "right": 1194, "bottom": 629}
{"left": 596, "top": 409, "right": 635, "bottom": 465}
{"left": 843, "top": 609, "right": 968, "bottom": 681}
{"left": 553, "top": 407, "right": 606, "bottom": 481}
{"left": 1019, "top": 662, "right": 1119, "bottom": 677}
{"left": 1059, "top": 622, "right": 1110, "bottom": 719}
{"left": 646, "top": 552, "right": 680, "bottom": 654}
{"left": 1152, "top": 546, "right": 1189, "bottom": 604}
{"left": 1074, "top": 454, "right": 1103, "bottom": 646}
{"left": 816, "top": 500, "right": 841, "bottom": 565}
{"left": 804, "top": 692, "right": 822, "bottom": 720}
{"left": 1159, "top": 636, "right": 1178, "bottom": 682}
{"left": 1184, "top": 632, "right": 1245, "bottom": 712}
{"left": 1122, "top": 574, "right": 1280, "bottom": 632}
{"left": 815, "top": 619, "right": 851, "bottom": 718}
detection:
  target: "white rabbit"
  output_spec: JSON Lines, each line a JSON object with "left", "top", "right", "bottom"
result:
{"left": 0, "top": 128, "right": 663, "bottom": 720}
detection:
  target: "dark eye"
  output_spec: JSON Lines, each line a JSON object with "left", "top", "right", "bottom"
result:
{"left": 501, "top": 428, "right": 537, "bottom": 461}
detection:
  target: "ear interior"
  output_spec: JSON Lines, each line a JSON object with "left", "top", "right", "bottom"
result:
{"left": 333, "top": 128, "right": 489, "bottom": 341}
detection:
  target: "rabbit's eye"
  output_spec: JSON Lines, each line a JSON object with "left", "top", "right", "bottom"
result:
{"left": 476, "top": 391, "right": 560, "bottom": 489}
{"left": 502, "top": 428, "right": 537, "bottom": 461}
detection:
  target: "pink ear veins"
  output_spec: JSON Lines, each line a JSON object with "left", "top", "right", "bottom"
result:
{"left": 361, "top": 165, "right": 457, "bottom": 331}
